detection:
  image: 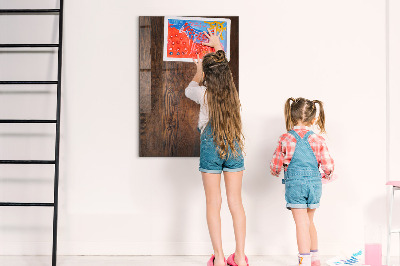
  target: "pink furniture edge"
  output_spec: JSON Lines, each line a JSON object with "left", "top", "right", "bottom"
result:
{"left": 386, "top": 181, "right": 400, "bottom": 187}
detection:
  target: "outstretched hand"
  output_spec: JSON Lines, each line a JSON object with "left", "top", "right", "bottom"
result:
{"left": 193, "top": 54, "right": 202, "bottom": 72}
{"left": 202, "top": 28, "right": 223, "bottom": 51}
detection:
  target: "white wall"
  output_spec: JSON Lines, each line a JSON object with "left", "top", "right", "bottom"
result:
{"left": 0, "top": 0, "right": 389, "bottom": 257}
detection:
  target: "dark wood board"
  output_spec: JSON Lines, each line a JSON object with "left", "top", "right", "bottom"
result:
{"left": 139, "top": 16, "right": 239, "bottom": 157}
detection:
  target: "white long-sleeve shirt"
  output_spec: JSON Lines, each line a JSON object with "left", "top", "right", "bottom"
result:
{"left": 185, "top": 81, "right": 209, "bottom": 132}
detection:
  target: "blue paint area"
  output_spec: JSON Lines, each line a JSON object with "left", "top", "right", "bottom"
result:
{"left": 168, "top": 18, "right": 228, "bottom": 49}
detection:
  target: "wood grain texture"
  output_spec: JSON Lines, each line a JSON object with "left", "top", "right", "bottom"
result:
{"left": 139, "top": 16, "right": 239, "bottom": 157}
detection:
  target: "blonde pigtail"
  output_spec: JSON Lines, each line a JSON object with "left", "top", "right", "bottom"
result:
{"left": 313, "top": 100, "right": 326, "bottom": 133}
{"left": 285, "top": 98, "right": 295, "bottom": 131}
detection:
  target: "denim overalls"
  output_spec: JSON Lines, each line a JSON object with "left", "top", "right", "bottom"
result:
{"left": 283, "top": 130, "right": 322, "bottom": 210}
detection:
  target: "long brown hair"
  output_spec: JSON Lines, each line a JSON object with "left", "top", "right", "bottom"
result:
{"left": 201, "top": 50, "right": 244, "bottom": 158}
{"left": 284, "top": 97, "right": 326, "bottom": 133}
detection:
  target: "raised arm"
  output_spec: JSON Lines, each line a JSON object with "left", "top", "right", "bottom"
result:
{"left": 192, "top": 54, "right": 203, "bottom": 83}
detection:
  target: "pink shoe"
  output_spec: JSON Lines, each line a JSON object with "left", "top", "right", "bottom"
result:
{"left": 207, "top": 254, "right": 227, "bottom": 266}
{"left": 227, "top": 253, "right": 249, "bottom": 266}
{"left": 311, "top": 260, "right": 320, "bottom": 266}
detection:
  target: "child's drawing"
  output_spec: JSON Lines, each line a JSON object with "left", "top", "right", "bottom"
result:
{"left": 163, "top": 16, "right": 231, "bottom": 62}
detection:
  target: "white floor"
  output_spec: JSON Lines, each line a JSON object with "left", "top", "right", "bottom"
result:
{"left": 0, "top": 255, "right": 333, "bottom": 266}
{"left": 0, "top": 255, "right": 397, "bottom": 266}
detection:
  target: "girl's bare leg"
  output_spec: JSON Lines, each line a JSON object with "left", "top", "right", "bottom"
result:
{"left": 224, "top": 171, "right": 247, "bottom": 266}
{"left": 291, "top": 208, "right": 311, "bottom": 254}
{"left": 307, "top": 209, "right": 318, "bottom": 251}
{"left": 202, "top": 172, "right": 225, "bottom": 266}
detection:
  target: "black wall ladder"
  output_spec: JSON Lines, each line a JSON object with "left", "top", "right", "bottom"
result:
{"left": 0, "top": 1, "right": 64, "bottom": 265}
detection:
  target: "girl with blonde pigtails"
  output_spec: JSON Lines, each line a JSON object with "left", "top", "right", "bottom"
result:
{"left": 270, "top": 98, "right": 335, "bottom": 266}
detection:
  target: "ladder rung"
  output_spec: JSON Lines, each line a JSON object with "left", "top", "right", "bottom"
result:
{"left": 0, "top": 160, "right": 55, "bottom": 164}
{"left": 0, "top": 9, "right": 60, "bottom": 14}
{"left": 0, "top": 119, "right": 56, "bottom": 123}
{"left": 0, "top": 81, "right": 58, "bottom": 84}
{"left": 0, "top": 44, "right": 59, "bottom": 48}
{"left": 391, "top": 229, "right": 400, "bottom": 233}
{"left": 0, "top": 202, "right": 54, "bottom": 207}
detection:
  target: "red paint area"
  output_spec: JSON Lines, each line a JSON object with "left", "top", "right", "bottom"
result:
{"left": 167, "top": 26, "right": 215, "bottom": 59}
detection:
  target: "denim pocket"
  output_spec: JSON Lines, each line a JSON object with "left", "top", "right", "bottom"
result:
{"left": 285, "top": 181, "right": 303, "bottom": 202}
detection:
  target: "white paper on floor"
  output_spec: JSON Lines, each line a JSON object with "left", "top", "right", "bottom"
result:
{"left": 326, "top": 249, "right": 364, "bottom": 266}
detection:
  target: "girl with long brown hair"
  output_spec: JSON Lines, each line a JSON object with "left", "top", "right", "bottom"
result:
{"left": 270, "top": 98, "right": 335, "bottom": 266}
{"left": 185, "top": 28, "right": 248, "bottom": 266}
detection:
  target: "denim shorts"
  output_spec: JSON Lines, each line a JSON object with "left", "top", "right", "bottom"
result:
{"left": 199, "top": 126, "right": 245, "bottom": 174}
{"left": 285, "top": 178, "right": 322, "bottom": 209}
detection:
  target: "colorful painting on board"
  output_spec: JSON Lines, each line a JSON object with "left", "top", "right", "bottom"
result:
{"left": 139, "top": 16, "right": 239, "bottom": 157}
{"left": 163, "top": 16, "right": 231, "bottom": 62}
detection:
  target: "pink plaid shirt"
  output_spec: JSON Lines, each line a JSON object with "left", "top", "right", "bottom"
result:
{"left": 270, "top": 126, "right": 334, "bottom": 179}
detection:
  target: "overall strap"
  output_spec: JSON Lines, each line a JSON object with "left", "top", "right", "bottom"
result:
{"left": 288, "top": 130, "right": 301, "bottom": 141}
{"left": 303, "top": 130, "right": 314, "bottom": 140}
